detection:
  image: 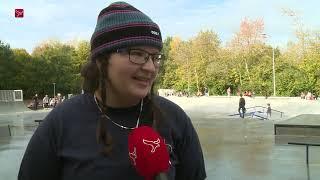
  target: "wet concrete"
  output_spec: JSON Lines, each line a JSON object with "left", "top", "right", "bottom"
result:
{"left": 192, "top": 117, "right": 320, "bottom": 180}
{"left": 1, "top": 116, "right": 320, "bottom": 180}
{"left": 1, "top": 97, "right": 320, "bottom": 180}
{"left": 0, "top": 133, "right": 32, "bottom": 179}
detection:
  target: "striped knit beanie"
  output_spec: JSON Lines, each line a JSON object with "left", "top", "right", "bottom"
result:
{"left": 90, "top": 1, "right": 163, "bottom": 60}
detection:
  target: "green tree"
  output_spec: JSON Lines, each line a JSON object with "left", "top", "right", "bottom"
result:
{"left": 31, "top": 40, "right": 79, "bottom": 97}
{"left": 191, "top": 30, "right": 221, "bottom": 93}
{"left": 0, "top": 41, "right": 16, "bottom": 89}
{"left": 12, "top": 49, "right": 32, "bottom": 91}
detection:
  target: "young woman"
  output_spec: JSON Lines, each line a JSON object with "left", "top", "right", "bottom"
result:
{"left": 18, "top": 2, "right": 206, "bottom": 180}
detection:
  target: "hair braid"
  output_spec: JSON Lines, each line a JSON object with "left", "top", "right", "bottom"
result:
{"left": 96, "top": 59, "right": 113, "bottom": 156}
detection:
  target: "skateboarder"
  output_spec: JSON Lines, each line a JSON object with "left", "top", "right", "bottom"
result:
{"left": 238, "top": 94, "right": 246, "bottom": 118}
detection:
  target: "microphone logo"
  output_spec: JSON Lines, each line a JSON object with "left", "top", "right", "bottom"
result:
{"left": 129, "top": 147, "right": 137, "bottom": 165}
{"left": 143, "top": 138, "right": 160, "bottom": 153}
{"left": 128, "top": 126, "right": 170, "bottom": 178}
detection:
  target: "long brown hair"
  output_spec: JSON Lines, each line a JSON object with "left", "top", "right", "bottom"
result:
{"left": 80, "top": 54, "right": 165, "bottom": 156}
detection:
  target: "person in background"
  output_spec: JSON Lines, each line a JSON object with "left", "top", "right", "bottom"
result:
{"left": 300, "top": 92, "right": 305, "bottom": 99}
{"left": 56, "top": 93, "right": 62, "bottom": 104}
{"left": 238, "top": 94, "right": 246, "bottom": 118}
{"left": 62, "top": 96, "right": 66, "bottom": 102}
{"left": 266, "top": 103, "right": 272, "bottom": 119}
{"left": 49, "top": 97, "right": 56, "bottom": 108}
{"left": 42, "top": 95, "right": 49, "bottom": 108}
{"left": 18, "top": 2, "right": 206, "bottom": 180}
{"left": 32, "top": 93, "right": 39, "bottom": 110}
{"left": 227, "top": 87, "right": 231, "bottom": 97}
{"left": 204, "top": 87, "right": 209, "bottom": 96}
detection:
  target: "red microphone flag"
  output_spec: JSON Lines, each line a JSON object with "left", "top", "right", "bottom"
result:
{"left": 128, "top": 126, "right": 170, "bottom": 180}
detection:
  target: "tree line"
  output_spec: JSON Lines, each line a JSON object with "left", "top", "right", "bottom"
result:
{"left": 0, "top": 40, "right": 90, "bottom": 98}
{"left": 0, "top": 18, "right": 319, "bottom": 98}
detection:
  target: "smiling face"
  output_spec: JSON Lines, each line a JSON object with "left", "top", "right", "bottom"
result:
{"left": 100, "top": 46, "right": 161, "bottom": 105}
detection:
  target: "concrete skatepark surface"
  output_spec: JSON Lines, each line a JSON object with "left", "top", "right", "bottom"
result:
{"left": 0, "top": 96, "right": 320, "bottom": 179}
{"left": 167, "top": 96, "right": 320, "bottom": 120}
{"left": 0, "top": 101, "right": 30, "bottom": 115}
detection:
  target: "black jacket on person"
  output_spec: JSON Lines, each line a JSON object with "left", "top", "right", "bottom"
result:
{"left": 239, "top": 97, "right": 245, "bottom": 107}
{"left": 18, "top": 93, "right": 206, "bottom": 180}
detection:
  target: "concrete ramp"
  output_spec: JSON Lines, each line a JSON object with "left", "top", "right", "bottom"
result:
{"left": 275, "top": 114, "right": 320, "bottom": 144}
{"left": 0, "top": 101, "right": 30, "bottom": 114}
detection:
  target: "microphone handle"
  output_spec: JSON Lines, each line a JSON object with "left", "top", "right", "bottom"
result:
{"left": 155, "top": 172, "right": 168, "bottom": 180}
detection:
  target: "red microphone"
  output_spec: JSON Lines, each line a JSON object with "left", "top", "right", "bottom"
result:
{"left": 128, "top": 126, "right": 170, "bottom": 180}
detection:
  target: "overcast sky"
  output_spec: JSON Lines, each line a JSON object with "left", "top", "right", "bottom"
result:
{"left": 1, "top": 0, "right": 319, "bottom": 53}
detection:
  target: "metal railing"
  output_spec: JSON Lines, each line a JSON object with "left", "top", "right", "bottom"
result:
{"left": 229, "top": 106, "right": 284, "bottom": 119}
{"left": 246, "top": 106, "right": 284, "bottom": 118}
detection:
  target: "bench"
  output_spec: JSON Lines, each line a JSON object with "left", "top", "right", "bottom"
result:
{"left": 34, "top": 119, "right": 43, "bottom": 125}
{"left": 288, "top": 142, "right": 320, "bottom": 165}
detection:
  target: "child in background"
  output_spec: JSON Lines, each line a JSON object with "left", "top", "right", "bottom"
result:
{"left": 267, "top": 103, "right": 272, "bottom": 119}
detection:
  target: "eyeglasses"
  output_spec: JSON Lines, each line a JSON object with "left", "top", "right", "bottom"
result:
{"left": 116, "top": 48, "right": 163, "bottom": 67}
